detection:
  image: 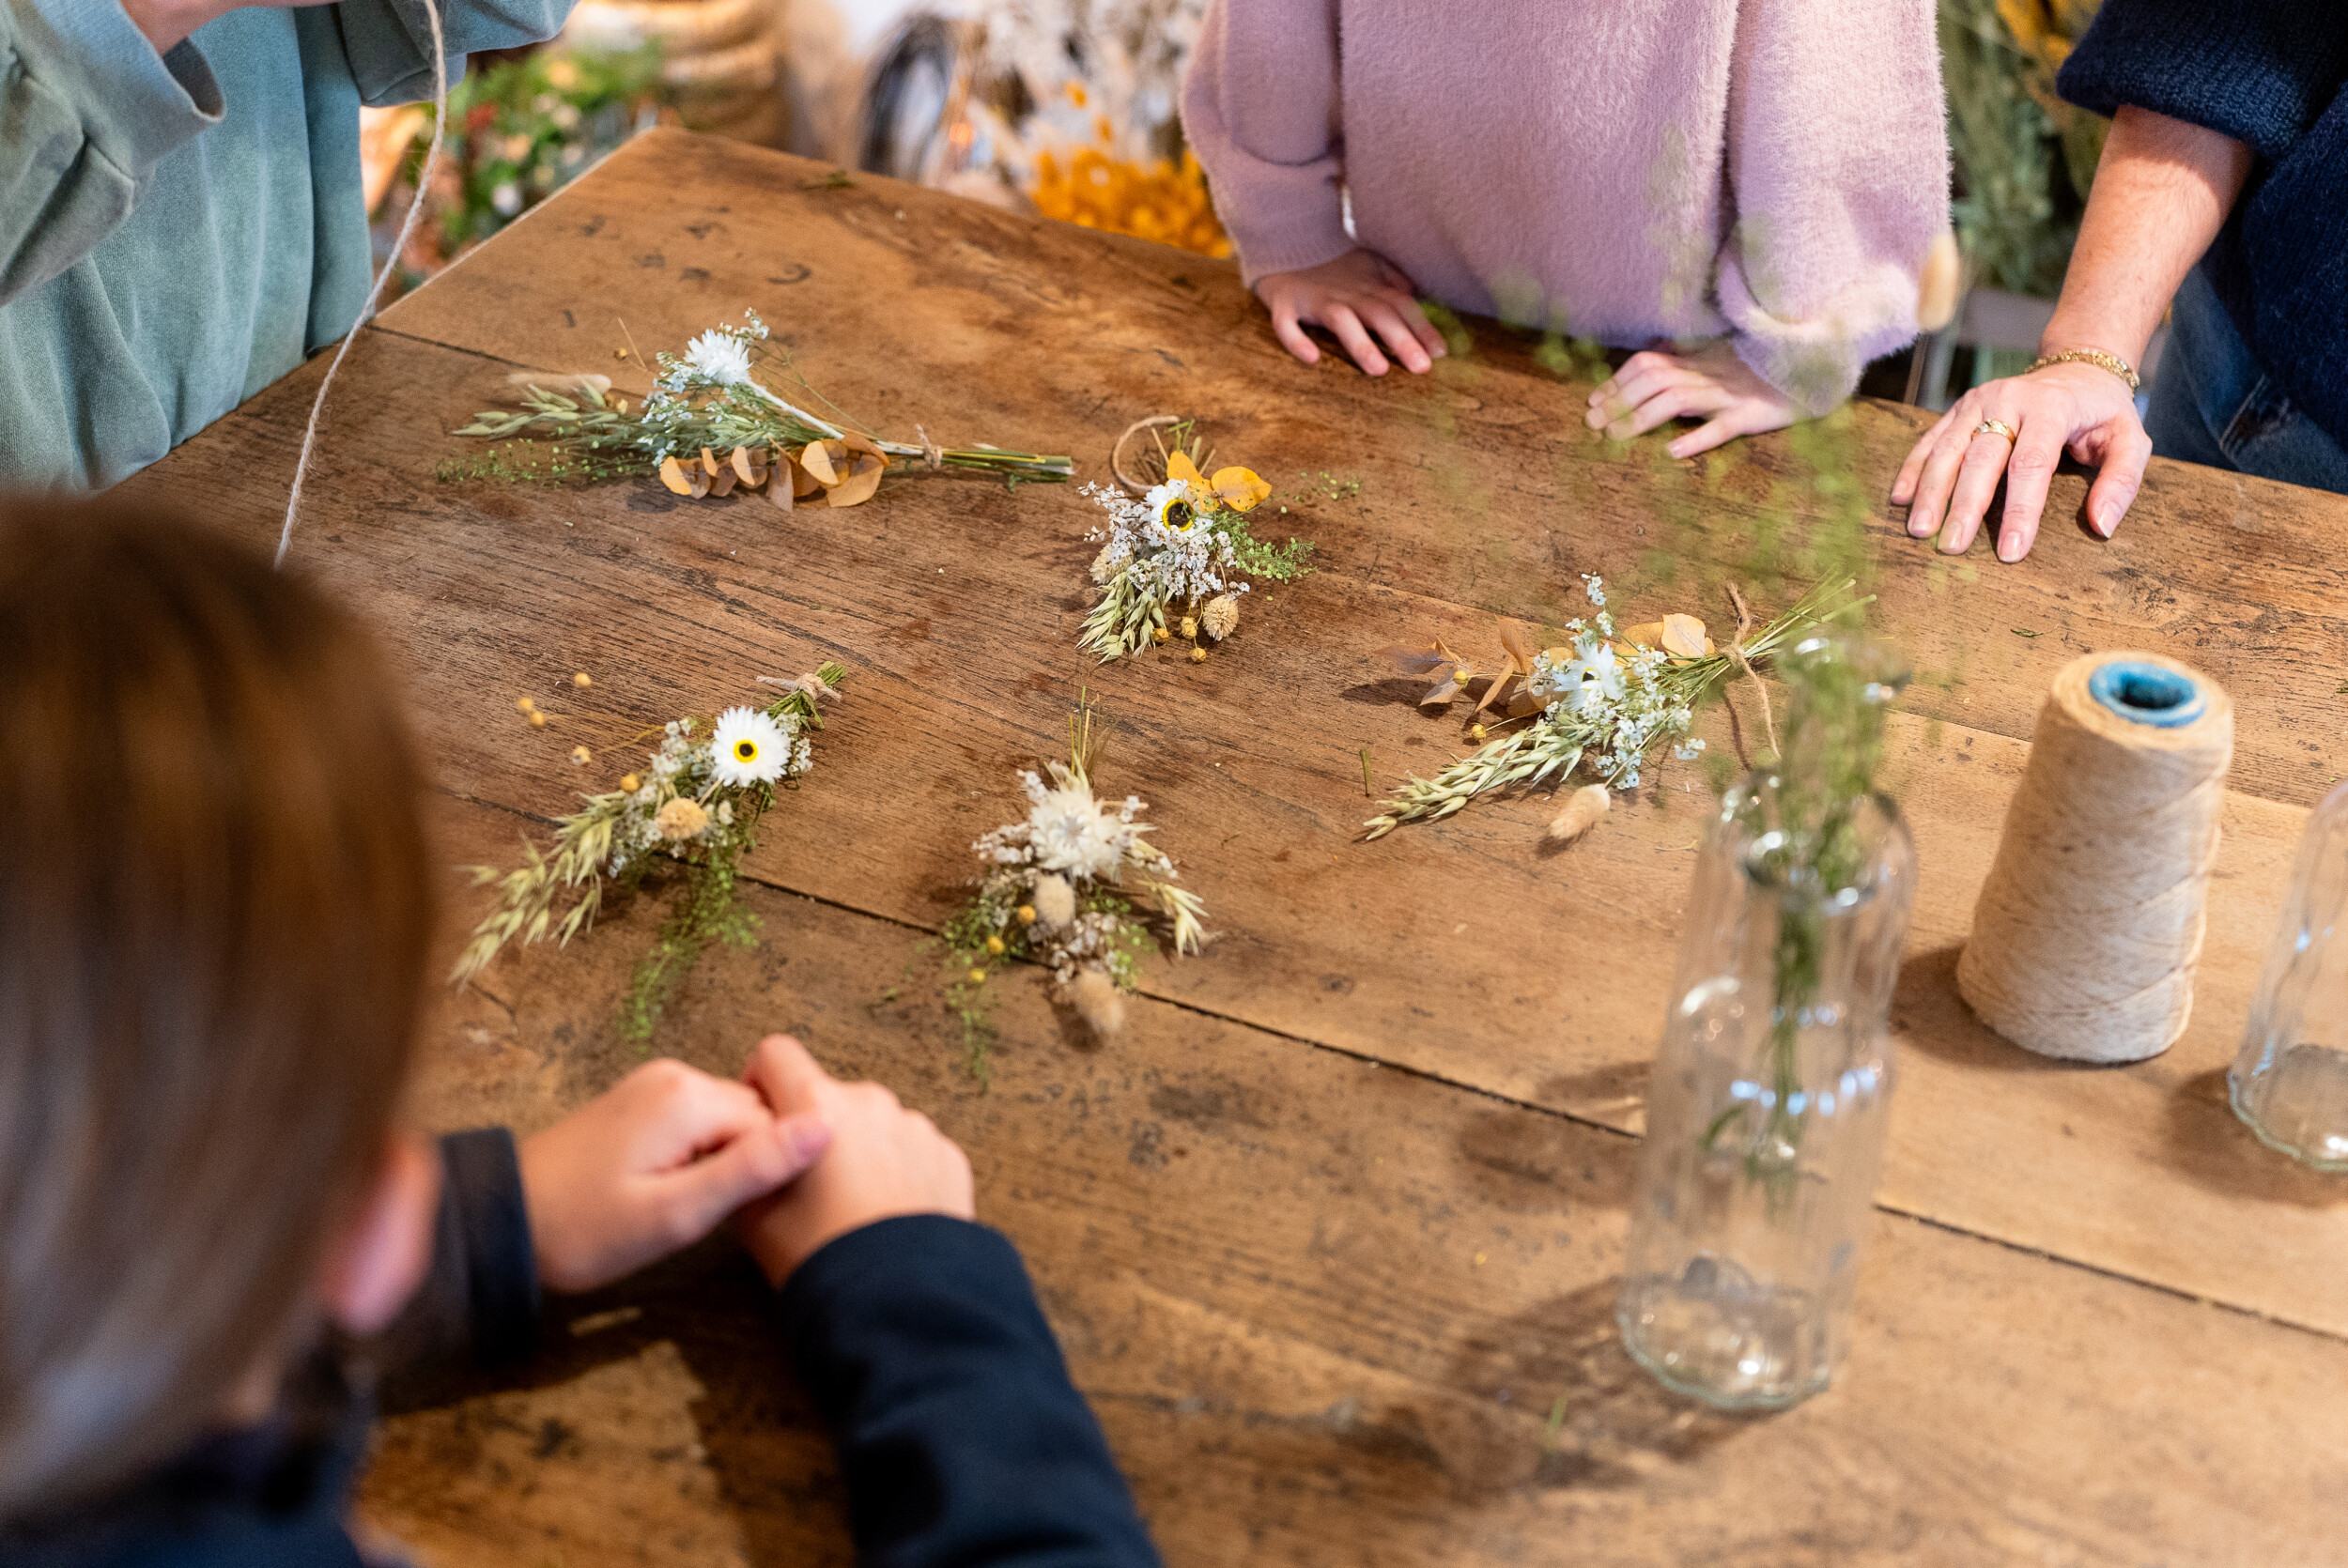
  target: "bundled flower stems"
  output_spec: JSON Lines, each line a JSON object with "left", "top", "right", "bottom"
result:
{"left": 1080, "top": 425, "right": 1311, "bottom": 662}
{"left": 447, "top": 311, "right": 1074, "bottom": 504}
{"left": 1365, "top": 576, "right": 1867, "bottom": 841}
{"left": 453, "top": 664, "right": 844, "bottom": 1038}
{"left": 946, "top": 701, "right": 1207, "bottom": 1077}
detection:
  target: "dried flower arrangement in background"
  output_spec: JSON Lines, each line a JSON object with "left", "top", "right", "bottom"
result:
{"left": 445, "top": 311, "right": 1074, "bottom": 500}
{"left": 1081, "top": 420, "right": 1309, "bottom": 661}
{"left": 454, "top": 663, "right": 845, "bottom": 1038}
{"left": 1364, "top": 576, "right": 1865, "bottom": 841}
{"left": 944, "top": 701, "right": 1206, "bottom": 1078}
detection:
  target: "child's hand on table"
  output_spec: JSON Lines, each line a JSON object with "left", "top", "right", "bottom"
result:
{"left": 1255, "top": 248, "right": 1447, "bottom": 377}
{"left": 732, "top": 1035, "right": 975, "bottom": 1289}
{"left": 1586, "top": 343, "right": 1797, "bottom": 458}
{"left": 518, "top": 1057, "right": 834, "bottom": 1293}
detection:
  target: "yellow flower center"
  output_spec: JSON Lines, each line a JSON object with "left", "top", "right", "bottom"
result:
{"left": 734, "top": 739, "right": 759, "bottom": 762}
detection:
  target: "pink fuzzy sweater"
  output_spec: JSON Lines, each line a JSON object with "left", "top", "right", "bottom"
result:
{"left": 1181, "top": 0, "right": 1950, "bottom": 411}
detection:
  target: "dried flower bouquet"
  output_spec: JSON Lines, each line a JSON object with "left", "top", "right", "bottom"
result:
{"left": 1080, "top": 443, "right": 1311, "bottom": 662}
{"left": 454, "top": 663, "right": 845, "bottom": 1037}
{"left": 945, "top": 705, "right": 1206, "bottom": 1073}
{"left": 448, "top": 311, "right": 1074, "bottom": 503}
{"left": 1365, "top": 576, "right": 1864, "bottom": 841}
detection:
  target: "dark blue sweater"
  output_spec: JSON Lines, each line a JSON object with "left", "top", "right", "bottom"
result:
{"left": 0, "top": 1131, "right": 1162, "bottom": 1568}
{"left": 2058, "top": 1, "right": 2348, "bottom": 446}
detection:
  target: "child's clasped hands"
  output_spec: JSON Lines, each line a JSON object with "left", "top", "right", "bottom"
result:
{"left": 517, "top": 1034, "right": 973, "bottom": 1295}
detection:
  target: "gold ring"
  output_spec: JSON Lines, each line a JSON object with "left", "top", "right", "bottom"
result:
{"left": 1972, "top": 417, "right": 2017, "bottom": 443}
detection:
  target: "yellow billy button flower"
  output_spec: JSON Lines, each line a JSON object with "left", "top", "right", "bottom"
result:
{"left": 1015, "top": 904, "right": 1038, "bottom": 924}
{"left": 985, "top": 934, "right": 1006, "bottom": 955}
{"left": 619, "top": 774, "right": 641, "bottom": 792}
{"left": 967, "top": 967, "right": 987, "bottom": 985}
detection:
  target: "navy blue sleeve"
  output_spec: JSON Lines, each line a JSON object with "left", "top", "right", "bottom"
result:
{"left": 2057, "top": 0, "right": 2348, "bottom": 161}
{"left": 375, "top": 1129, "right": 541, "bottom": 1387}
{"left": 779, "top": 1216, "right": 1163, "bottom": 1568}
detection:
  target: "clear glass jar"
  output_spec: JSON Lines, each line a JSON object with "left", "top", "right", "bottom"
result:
{"left": 1618, "top": 648, "right": 1917, "bottom": 1409}
{"left": 2230, "top": 780, "right": 2348, "bottom": 1170}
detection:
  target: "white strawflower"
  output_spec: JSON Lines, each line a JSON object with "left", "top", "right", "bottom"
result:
{"left": 712, "top": 706, "right": 789, "bottom": 787}
{"left": 682, "top": 330, "right": 755, "bottom": 387}
{"left": 1023, "top": 771, "right": 1127, "bottom": 881}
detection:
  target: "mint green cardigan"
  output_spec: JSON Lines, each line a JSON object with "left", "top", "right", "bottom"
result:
{"left": 0, "top": 0, "right": 570, "bottom": 489}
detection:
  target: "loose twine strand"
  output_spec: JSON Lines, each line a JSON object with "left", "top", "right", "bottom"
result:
{"left": 1722, "top": 580, "right": 1778, "bottom": 769}
{"left": 1956, "top": 654, "right": 2232, "bottom": 1062}
{"left": 276, "top": 0, "right": 449, "bottom": 569}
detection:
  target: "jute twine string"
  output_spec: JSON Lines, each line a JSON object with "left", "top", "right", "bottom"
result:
{"left": 277, "top": 0, "right": 450, "bottom": 568}
{"left": 1956, "top": 651, "right": 2233, "bottom": 1063}
{"left": 1722, "top": 580, "right": 1778, "bottom": 768}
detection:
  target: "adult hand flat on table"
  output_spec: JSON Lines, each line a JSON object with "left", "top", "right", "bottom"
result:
{"left": 116, "top": 130, "right": 2348, "bottom": 1563}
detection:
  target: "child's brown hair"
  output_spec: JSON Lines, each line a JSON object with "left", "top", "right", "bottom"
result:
{"left": 0, "top": 500, "right": 435, "bottom": 1515}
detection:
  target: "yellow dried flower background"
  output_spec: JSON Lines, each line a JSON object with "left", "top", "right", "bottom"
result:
{"left": 1031, "top": 146, "right": 1232, "bottom": 260}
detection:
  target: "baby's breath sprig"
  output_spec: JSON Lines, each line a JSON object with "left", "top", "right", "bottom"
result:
{"left": 1080, "top": 444, "right": 1309, "bottom": 662}
{"left": 453, "top": 663, "right": 846, "bottom": 1040}
{"left": 944, "top": 702, "right": 1207, "bottom": 1079}
{"left": 1364, "top": 577, "right": 1865, "bottom": 840}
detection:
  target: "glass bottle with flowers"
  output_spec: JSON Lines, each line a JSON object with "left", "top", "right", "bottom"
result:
{"left": 1618, "top": 638, "right": 1916, "bottom": 1409}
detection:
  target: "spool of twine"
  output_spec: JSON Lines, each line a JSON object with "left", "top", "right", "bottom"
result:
{"left": 1956, "top": 652, "right": 2232, "bottom": 1063}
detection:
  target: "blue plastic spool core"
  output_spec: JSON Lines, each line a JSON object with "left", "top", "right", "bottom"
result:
{"left": 2087, "top": 660, "right": 2205, "bottom": 729}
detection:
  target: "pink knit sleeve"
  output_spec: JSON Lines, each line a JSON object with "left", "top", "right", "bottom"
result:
{"left": 1713, "top": 0, "right": 1951, "bottom": 414}
{"left": 1180, "top": 0, "right": 1355, "bottom": 288}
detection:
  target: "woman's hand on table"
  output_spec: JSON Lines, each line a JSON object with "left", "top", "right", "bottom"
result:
{"left": 517, "top": 1056, "right": 833, "bottom": 1293}
{"left": 1892, "top": 362, "right": 2150, "bottom": 561}
{"left": 1585, "top": 344, "right": 1798, "bottom": 458}
{"left": 733, "top": 1035, "right": 975, "bottom": 1289}
{"left": 1255, "top": 248, "right": 1447, "bottom": 377}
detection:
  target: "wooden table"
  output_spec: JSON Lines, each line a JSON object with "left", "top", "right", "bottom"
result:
{"left": 123, "top": 130, "right": 2348, "bottom": 1566}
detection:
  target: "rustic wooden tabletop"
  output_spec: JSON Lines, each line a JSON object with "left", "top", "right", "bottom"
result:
{"left": 119, "top": 129, "right": 2348, "bottom": 1566}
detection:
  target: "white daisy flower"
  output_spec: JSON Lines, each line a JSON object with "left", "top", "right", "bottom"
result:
{"left": 682, "top": 330, "right": 755, "bottom": 387}
{"left": 1145, "top": 478, "right": 1199, "bottom": 533}
{"left": 711, "top": 706, "right": 789, "bottom": 787}
{"left": 1561, "top": 638, "right": 1625, "bottom": 715}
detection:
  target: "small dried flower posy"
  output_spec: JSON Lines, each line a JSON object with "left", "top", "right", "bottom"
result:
{"left": 1080, "top": 432, "right": 1311, "bottom": 661}
{"left": 446, "top": 311, "right": 1074, "bottom": 503}
{"left": 1364, "top": 576, "right": 1865, "bottom": 841}
{"left": 945, "top": 702, "right": 1206, "bottom": 1078}
{"left": 453, "top": 663, "right": 846, "bottom": 1038}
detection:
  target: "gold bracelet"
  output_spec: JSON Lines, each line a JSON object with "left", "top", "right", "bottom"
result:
{"left": 2025, "top": 347, "right": 2139, "bottom": 392}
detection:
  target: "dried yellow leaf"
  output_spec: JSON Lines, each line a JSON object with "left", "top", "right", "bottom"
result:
{"left": 798, "top": 440, "right": 840, "bottom": 485}
{"left": 1210, "top": 466, "right": 1271, "bottom": 512}
{"left": 701, "top": 447, "right": 723, "bottom": 478}
{"left": 707, "top": 464, "right": 737, "bottom": 498}
{"left": 1166, "top": 448, "right": 1206, "bottom": 489}
{"left": 731, "top": 446, "right": 765, "bottom": 487}
{"left": 826, "top": 451, "right": 886, "bottom": 508}
{"left": 1661, "top": 614, "right": 1711, "bottom": 657}
{"left": 658, "top": 455, "right": 694, "bottom": 496}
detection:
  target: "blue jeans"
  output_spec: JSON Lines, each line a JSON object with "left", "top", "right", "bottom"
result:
{"left": 2144, "top": 264, "right": 2348, "bottom": 494}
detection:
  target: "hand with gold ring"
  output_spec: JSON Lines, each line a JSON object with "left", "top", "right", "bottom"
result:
{"left": 1891, "top": 361, "right": 2149, "bottom": 562}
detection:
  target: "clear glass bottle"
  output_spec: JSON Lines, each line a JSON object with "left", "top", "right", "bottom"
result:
{"left": 2230, "top": 780, "right": 2348, "bottom": 1171}
{"left": 1618, "top": 643, "right": 1917, "bottom": 1409}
